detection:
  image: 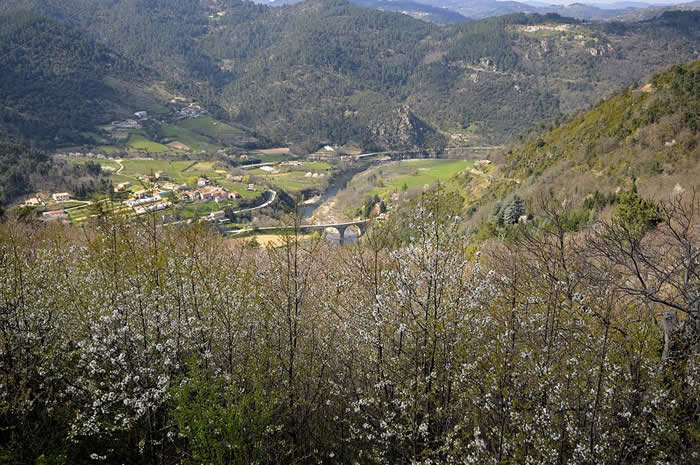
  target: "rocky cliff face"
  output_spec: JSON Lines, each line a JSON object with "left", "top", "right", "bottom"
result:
{"left": 371, "top": 105, "right": 445, "bottom": 151}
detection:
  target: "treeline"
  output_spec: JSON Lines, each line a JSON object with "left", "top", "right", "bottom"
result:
{"left": 0, "top": 189, "right": 697, "bottom": 464}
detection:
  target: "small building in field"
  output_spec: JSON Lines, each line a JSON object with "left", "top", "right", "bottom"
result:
{"left": 154, "top": 170, "right": 168, "bottom": 180}
{"left": 42, "top": 209, "right": 68, "bottom": 220}
{"left": 247, "top": 184, "right": 255, "bottom": 191}
{"left": 209, "top": 210, "right": 226, "bottom": 222}
{"left": 197, "top": 178, "right": 210, "bottom": 187}
{"left": 52, "top": 192, "right": 71, "bottom": 202}
{"left": 131, "top": 189, "right": 148, "bottom": 199}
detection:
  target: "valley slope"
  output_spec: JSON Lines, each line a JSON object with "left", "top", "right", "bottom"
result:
{"left": 1, "top": 0, "right": 699, "bottom": 151}
{"left": 443, "top": 60, "right": 700, "bottom": 235}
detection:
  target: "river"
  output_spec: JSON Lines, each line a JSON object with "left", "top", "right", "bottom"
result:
{"left": 301, "top": 172, "right": 359, "bottom": 245}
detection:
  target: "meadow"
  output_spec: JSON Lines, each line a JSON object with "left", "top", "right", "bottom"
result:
{"left": 363, "top": 159, "right": 473, "bottom": 195}
{"left": 325, "top": 158, "right": 474, "bottom": 219}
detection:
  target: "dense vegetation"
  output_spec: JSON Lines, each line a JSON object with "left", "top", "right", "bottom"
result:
{"left": 0, "top": 11, "right": 133, "bottom": 144}
{"left": 448, "top": 60, "right": 700, "bottom": 235}
{"left": 0, "top": 186, "right": 698, "bottom": 464}
{"left": 1, "top": 0, "right": 699, "bottom": 152}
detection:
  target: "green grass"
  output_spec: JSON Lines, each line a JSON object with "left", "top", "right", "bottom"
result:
{"left": 176, "top": 200, "right": 225, "bottom": 219}
{"left": 258, "top": 171, "right": 326, "bottom": 192}
{"left": 302, "top": 161, "right": 334, "bottom": 170}
{"left": 116, "top": 159, "right": 192, "bottom": 177}
{"left": 179, "top": 116, "right": 247, "bottom": 139}
{"left": 216, "top": 182, "right": 259, "bottom": 199}
{"left": 96, "top": 145, "right": 120, "bottom": 154}
{"left": 128, "top": 134, "right": 171, "bottom": 153}
{"left": 159, "top": 123, "right": 205, "bottom": 152}
{"left": 159, "top": 122, "right": 230, "bottom": 153}
{"left": 365, "top": 159, "right": 473, "bottom": 196}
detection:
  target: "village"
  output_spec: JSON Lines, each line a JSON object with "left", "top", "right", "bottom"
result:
{"left": 24, "top": 169, "right": 260, "bottom": 225}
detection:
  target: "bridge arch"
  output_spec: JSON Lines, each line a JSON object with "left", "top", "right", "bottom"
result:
{"left": 297, "top": 219, "right": 370, "bottom": 245}
{"left": 322, "top": 226, "right": 345, "bottom": 244}
{"left": 342, "top": 224, "right": 363, "bottom": 242}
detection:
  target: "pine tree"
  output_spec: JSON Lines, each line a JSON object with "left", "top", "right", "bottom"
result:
{"left": 504, "top": 195, "right": 524, "bottom": 224}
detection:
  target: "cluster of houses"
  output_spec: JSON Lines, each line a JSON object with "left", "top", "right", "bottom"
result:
{"left": 27, "top": 167, "right": 251, "bottom": 222}
{"left": 181, "top": 185, "right": 240, "bottom": 203}
{"left": 25, "top": 191, "right": 73, "bottom": 208}
{"left": 119, "top": 176, "right": 243, "bottom": 206}
{"left": 175, "top": 103, "right": 205, "bottom": 120}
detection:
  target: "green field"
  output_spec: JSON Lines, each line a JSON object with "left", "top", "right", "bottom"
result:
{"left": 179, "top": 116, "right": 248, "bottom": 140}
{"left": 243, "top": 160, "right": 336, "bottom": 193}
{"left": 159, "top": 123, "right": 211, "bottom": 152}
{"left": 300, "top": 161, "right": 333, "bottom": 171}
{"left": 128, "top": 134, "right": 170, "bottom": 153}
{"left": 95, "top": 116, "right": 240, "bottom": 156}
{"left": 176, "top": 200, "right": 226, "bottom": 219}
{"left": 364, "top": 159, "right": 473, "bottom": 195}
{"left": 325, "top": 158, "right": 473, "bottom": 218}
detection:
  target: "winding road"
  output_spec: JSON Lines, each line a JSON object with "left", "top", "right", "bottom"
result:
{"left": 230, "top": 189, "right": 276, "bottom": 214}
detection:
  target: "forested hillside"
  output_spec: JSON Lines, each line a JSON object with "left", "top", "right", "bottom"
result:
{"left": 2, "top": 0, "right": 700, "bottom": 150}
{"left": 0, "top": 11, "right": 136, "bottom": 144}
{"left": 449, "top": 60, "right": 699, "bottom": 236}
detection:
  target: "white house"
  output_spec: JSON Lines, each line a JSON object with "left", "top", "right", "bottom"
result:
{"left": 52, "top": 192, "right": 71, "bottom": 202}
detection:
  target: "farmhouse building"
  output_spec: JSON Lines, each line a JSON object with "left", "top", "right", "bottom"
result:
{"left": 52, "top": 192, "right": 71, "bottom": 202}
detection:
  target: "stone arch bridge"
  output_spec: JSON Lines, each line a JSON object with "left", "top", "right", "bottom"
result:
{"left": 241, "top": 219, "right": 371, "bottom": 244}
{"left": 297, "top": 219, "right": 371, "bottom": 244}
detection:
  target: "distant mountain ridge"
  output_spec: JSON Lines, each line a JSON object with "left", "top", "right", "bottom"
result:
{"left": 349, "top": 0, "right": 469, "bottom": 23}
{"left": 254, "top": 0, "right": 699, "bottom": 21}
{"left": 1, "top": 0, "right": 699, "bottom": 153}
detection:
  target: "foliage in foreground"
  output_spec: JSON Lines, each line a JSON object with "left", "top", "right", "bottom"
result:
{"left": 0, "top": 190, "right": 698, "bottom": 464}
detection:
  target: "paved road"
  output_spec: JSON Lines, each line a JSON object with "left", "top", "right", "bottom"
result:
{"left": 230, "top": 190, "right": 276, "bottom": 214}
{"left": 241, "top": 162, "right": 277, "bottom": 169}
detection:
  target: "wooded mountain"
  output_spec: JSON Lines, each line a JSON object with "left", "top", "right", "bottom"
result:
{"left": 0, "top": 10, "right": 138, "bottom": 144}
{"left": 454, "top": 59, "right": 699, "bottom": 234}
{"left": 1, "top": 1, "right": 699, "bottom": 152}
